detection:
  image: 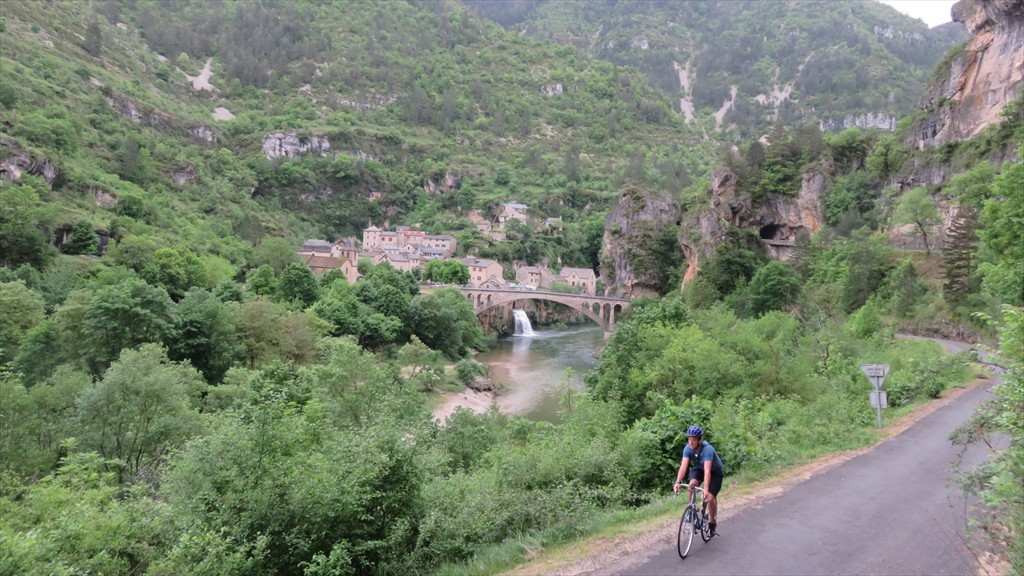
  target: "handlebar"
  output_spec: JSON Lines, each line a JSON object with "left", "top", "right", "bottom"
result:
{"left": 673, "top": 483, "right": 704, "bottom": 492}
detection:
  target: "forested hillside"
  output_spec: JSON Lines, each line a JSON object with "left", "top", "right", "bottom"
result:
{"left": 1, "top": 0, "right": 705, "bottom": 271}
{"left": 1, "top": 0, "right": 1022, "bottom": 574}
{"left": 466, "top": 0, "right": 966, "bottom": 139}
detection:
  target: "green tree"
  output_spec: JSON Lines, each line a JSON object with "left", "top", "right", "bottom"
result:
{"left": 977, "top": 160, "right": 1024, "bottom": 305}
{"left": 169, "top": 288, "right": 244, "bottom": 384}
{"left": 83, "top": 19, "right": 102, "bottom": 56}
{"left": 409, "top": 287, "right": 485, "bottom": 359}
{"left": 62, "top": 220, "right": 98, "bottom": 256}
{"left": 700, "top": 228, "right": 767, "bottom": 296}
{"left": 954, "top": 305, "right": 1024, "bottom": 573}
{"left": 229, "top": 298, "right": 326, "bottom": 368}
{"left": 158, "top": 382, "right": 426, "bottom": 574}
{"left": 25, "top": 366, "right": 91, "bottom": 465}
{"left": 140, "top": 247, "right": 209, "bottom": 300}
{"left": 0, "top": 367, "right": 41, "bottom": 474}
{"left": 396, "top": 335, "right": 444, "bottom": 391}
{"left": 824, "top": 171, "right": 876, "bottom": 228}
{"left": 13, "top": 319, "right": 64, "bottom": 385}
{"left": 277, "top": 261, "right": 320, "bottom": 307}
{"left": 865, "top": 134, "right": 905, "bottom": 181}
{"left": 422, "top": 259, "right": 470, "bottom": 285}
{"left": 942, "top": 204, "right": 980, "bottom": 306}
{"left": 312, "top": 285, "right": 366, "bottom": 336}
{"left": 246, "top": 264, "right": 279, "bottom": 297}
{"left": 1, "top": 179, "right": 58, "bottom": 268}
{"left": 747, "top": 261, "right": 802, "bottom": 316}
{"left": 826, "top": 127, "right": 871, "bottom": 170}
{"left": 77, "top": 344, "right": 206, "bottom": 481}
{"left": 116, "top": 136, "right": 152, "bottom": 183}
{"left": 0, "top": 281, "right": 45, "bottom": 364}
{"left": 0, "top": 453, "right": 160, "bottom": 573}
{"left": 355, "top": 281, "right": 410, "bottom": 323}
{"left": 65, "top": 279, "right": 176, "bottom": 374}
{"left": 893, "top": 187, "right": 940, "bottom": 255}
{"left": 108, "top": 235, "right": 160, "bottom": 272}
{"left": 249, "top": 237, "right": 298, "bottom": 275}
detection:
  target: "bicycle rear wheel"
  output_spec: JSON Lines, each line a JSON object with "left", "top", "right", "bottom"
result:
{"left": 677, "top": 505, "right": 696, "bottom": 558}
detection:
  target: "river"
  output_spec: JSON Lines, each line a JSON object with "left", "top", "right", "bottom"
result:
{"left": 473, "top": 323, "right": 606, "bottom": 422}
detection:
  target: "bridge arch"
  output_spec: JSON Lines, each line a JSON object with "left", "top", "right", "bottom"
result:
{"left": 456, "top": 288, "right": 630, "bottom": 333}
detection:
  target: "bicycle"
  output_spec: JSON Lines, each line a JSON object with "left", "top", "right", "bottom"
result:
{"left": 675, "top": 484, "right": 714, "bottom": 559}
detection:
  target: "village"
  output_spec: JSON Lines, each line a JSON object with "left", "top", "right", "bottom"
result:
{"left": 297, "top": 202, "right": 599, "bottom": 295}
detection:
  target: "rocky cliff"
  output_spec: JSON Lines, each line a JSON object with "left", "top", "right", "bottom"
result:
{"left": 0, "top": 138, "right": 57, "bottom": 187}
{"left": 679, "top": 166, "right": 826, "bottom": 288}
{"left": 600, "top": 185, "right": 681, "bottom": 298}
{"left": 262, "top": 133, "right": 333, "bottom": 160}
{"left": 909, "top": 0, "right": 1024, "bottom": 149}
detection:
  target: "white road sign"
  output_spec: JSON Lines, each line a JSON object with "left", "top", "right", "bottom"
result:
{"left": 870, "top": 390, "right": 888, "bottom": 408}
{"left": 861, "top": 364, "right": 890, "bottom": 379}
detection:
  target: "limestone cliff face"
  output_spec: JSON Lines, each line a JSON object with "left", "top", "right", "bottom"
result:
{"left": 0, "top": 138, "right": 57, "bottom": 187}
{"left": 909, "top": 0, "right": 1024, "bottom": 149}
{"left": 423, "top": 169, "right": 463, "bottom": 194}
{"left": 262, "top": 132, "right": 332, "bottom": 159}
{"left": 819, "top": 113, "right": 899, "bottom": 133}
{"left": 679, "top": 167, "right": 825, "bottom": 288}
{"left": 600, "top": 185, "right": 681, "bottom": 298}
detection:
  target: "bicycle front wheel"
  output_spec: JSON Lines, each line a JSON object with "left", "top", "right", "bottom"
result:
{"left": 677, "top": 505, "right": 696, "bottom": 558}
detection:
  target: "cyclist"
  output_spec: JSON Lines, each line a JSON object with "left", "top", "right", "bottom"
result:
{"left": 673, "top": 425, "right": 724, "bottom": 536}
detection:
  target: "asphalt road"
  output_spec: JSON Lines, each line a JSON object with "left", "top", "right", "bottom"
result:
{"left": 619, "top": 371, "right": 1000, "bottom": 575}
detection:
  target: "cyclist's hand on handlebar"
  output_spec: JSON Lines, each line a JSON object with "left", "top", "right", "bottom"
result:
{"left": 673, "top": 482, "right": 681, "bottom": 495}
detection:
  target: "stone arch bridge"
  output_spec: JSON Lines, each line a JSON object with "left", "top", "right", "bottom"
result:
{"left": 457, "top": 287, "right": 631, "bottom": 333}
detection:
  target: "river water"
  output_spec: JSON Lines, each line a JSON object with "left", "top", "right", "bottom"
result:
{"left": 474, "top": 323, "right": 606, "bottom": 422}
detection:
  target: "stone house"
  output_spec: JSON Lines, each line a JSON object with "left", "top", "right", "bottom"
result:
{"left": 363, "top": 225, "right": 456, "bottom": 255}
{"left": 457, "top": 257, "right": 505, "bottom": 287}
{"left": 301, "top": 254, "right": 359, "bottom": 284}
{"left": 557, "top": 267, "right": 597, "bottom": 295}
{"left": 515, "top": 265, "right": 597, "bottom": 295}
{"left": 498, "top": 203, "right": 529, "bottom": 228}
{"left": 299, "top": 238, "right": 361, "bottom": 284}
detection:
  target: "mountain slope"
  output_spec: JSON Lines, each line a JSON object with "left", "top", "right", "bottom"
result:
{"left": 465, "top": 0, "right": 967, "bottom": 139}
{"left": 1, "top": 0, "right": 714, "bottom": 270}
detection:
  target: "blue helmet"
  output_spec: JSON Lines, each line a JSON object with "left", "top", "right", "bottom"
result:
{"left": 687, "top": 426, "right": 704, "bottom": 438}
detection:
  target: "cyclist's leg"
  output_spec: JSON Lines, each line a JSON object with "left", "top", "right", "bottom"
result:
{"left": 687, "top": 467, "right": 704, "bottom": 492}
{"left": 708, "top": 469, "right": 723, "bottom": 534}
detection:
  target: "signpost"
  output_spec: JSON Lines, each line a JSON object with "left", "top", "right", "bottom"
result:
{"left": 861, "top": 364, "right": 890, "bottom": 428}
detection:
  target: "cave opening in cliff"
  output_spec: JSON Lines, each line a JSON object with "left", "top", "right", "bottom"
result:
{"left": 759, "top": 224, "right": 787, "bottom": 241}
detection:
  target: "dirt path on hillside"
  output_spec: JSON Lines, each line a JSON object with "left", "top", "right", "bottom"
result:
{"left": 185, "top": 58, "right": 216, "bottom": 92}
{"left": 503, "top": 374, "right": 1003, "bottom": 576}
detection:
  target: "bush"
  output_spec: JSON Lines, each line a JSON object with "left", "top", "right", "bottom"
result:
{"left": 454, "top": 358, "right": 487, "bottom": 385}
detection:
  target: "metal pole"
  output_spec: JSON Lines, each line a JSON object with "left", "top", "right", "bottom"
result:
{"left": 875, "top": 377, "right": 883, "bottom": 428}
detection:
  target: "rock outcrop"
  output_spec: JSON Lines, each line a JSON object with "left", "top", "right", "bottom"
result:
{"left": 262, "top": 133, "right": 332, "bottom": 159}
{"left": 819, "top": 113, "right": 899, "bottom": 132}
{"left": 170, "top": 164, "right": 197, "bottom": 187}
{"left": 908, "top": 0, "right": 1024, "bottom": 149}
{"left": 106, "top": 95, "right": 176, "bottom": 129}
{"left": 0, "top": 138, "right": 57, "bottom": 187}
{"left": 679, "top": 166, "right": 825, "bottom": 288}
{"left": 186, "top": 125, "right": 218, "bottom": 145}
{"left": 423, "top": 170, "right": 463, "bottom": 194}
{"left": 600, "top": 185, "right": 681, "bottom": 298}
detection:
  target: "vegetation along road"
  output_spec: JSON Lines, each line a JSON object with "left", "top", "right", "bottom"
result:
{"left": 612, "top": 362, "right": 1000, "bottom": 574}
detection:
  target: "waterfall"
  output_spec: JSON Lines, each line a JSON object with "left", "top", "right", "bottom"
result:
{"left": 512, "top": 309, "right": 535, "bottom": 336}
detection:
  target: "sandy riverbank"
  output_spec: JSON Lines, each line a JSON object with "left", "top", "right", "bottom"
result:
{"left": 431, "top": 387, "right": 538, "bottom": 423}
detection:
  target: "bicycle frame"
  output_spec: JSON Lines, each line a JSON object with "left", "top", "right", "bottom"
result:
{"left": 676, "top": 484, "right": 712, "bottom": 558}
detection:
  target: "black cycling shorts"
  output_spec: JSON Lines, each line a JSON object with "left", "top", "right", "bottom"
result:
{"left": 688, "top": 467, "right": 723, "bottom": 496}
